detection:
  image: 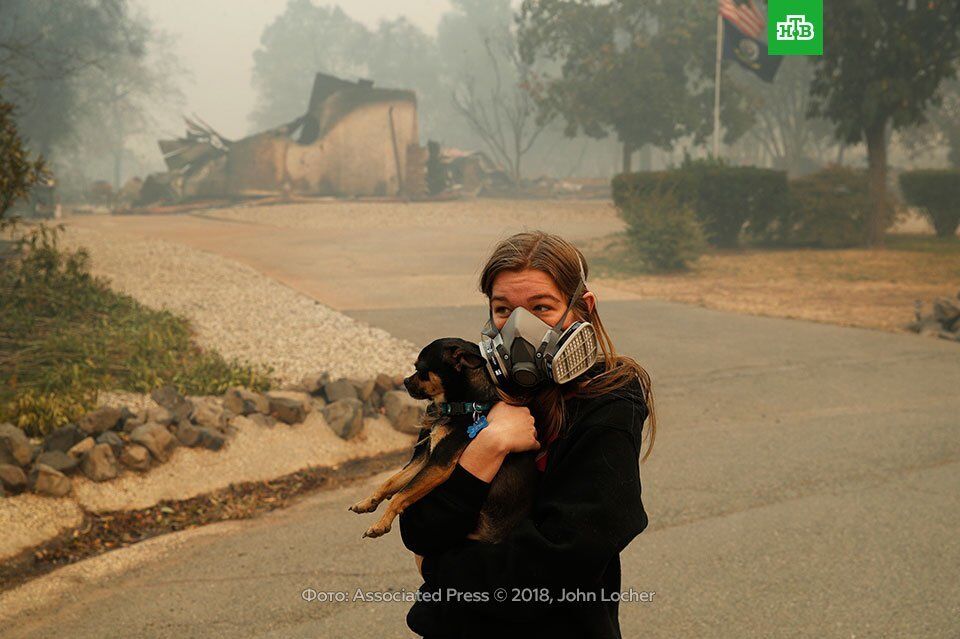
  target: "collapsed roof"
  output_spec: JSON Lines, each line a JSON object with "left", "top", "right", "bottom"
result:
{"left": 143, "top": 73, "right": 420, "bottom": 204}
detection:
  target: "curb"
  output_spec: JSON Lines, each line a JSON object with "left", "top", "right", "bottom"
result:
{"left": 0, "top": 449, "right": 409, "bottom": 594}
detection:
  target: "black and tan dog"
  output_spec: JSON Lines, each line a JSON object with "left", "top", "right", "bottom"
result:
{"left": 349, "top": 337, "right": 538, "bottom": 541}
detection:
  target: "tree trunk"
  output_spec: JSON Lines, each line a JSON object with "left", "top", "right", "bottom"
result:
{"left": 621, "top": 143, "right": 634, "bottom": 173}
{"left": 864, "top": 122, "right": 889, "bottom": 248}
{"left": 113, "top": 148, "right": 123, "bottom": 191}
{"left": 638, "top": 144, "right": 652, "bottom": 171}
{"left": 513, "top": 136, "right": 522, "bottom": 186}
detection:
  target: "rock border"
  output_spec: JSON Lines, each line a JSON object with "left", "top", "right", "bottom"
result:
{"left": 907, "top": 288, "right": 960, "bottom": 342}
{"left": 0, "top": 372, "right": 424, "bottom": 500}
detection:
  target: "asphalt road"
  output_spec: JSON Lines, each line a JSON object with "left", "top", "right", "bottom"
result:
{"left": 4, "top": 209, "right": 957, "bottom": 638}
{"left": 4, "top": 299, "right": 958, "bottom": 638}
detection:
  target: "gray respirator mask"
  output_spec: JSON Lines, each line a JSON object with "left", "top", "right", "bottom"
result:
{"left": 479, "top": 261, "right": 599, "bottom": 390}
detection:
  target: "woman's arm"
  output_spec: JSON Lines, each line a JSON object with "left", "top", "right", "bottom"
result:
{"left": 399, "top": 403, "right": 539, "bottom": 556}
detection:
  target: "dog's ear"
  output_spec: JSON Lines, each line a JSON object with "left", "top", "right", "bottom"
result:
{"left": 444, "top": 345, "right": 486, "bottom": 371}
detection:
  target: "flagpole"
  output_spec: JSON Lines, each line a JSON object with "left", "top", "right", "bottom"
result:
{"left": 713, "top": 13, "right": 724, "bottom": 159}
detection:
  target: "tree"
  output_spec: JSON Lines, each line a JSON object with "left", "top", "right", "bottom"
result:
{"left": 249, "top": 0, "right": 370, "bottom": 131}
{"left": 809, "top": 1, "right": 960, "bottom": 247}
{"left": 901, "top": 78, "right": 960, "bottom": 169}
{"left": 731, "top": 58, "right": 834, "bottom": 176}
{"left": 518, "top": 0, "right": 753, "bottom": 172}
{"left": 366, "top": 18, "right": 444, "bottom": 135}
{"left": 0, "top": 79, "right": 45, "bottom": 228}
{"left": 75, "top": 13, "right": 183, "bottom": 189}
{"left": 1, "top": 1, "right": 183, "bottom": 189}
{"left": 438, "top": 0, "right": 548, "bottom": 184}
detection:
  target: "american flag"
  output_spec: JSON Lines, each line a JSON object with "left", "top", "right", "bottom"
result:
{"left": 719, "top": 0, "right": 767, "bottom": 41}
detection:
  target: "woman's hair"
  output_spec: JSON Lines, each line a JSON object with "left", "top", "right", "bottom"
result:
{"left": 479, "top": 231, "right": 657, "bottom": 461}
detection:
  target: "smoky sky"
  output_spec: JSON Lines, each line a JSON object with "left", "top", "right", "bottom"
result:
{"left": 141, "top": 0, "right": 454, "bottom": 138}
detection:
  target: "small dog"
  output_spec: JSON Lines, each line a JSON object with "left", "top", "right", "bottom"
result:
{"left": 349, "top": 337, "right": 538, "bottom": 541}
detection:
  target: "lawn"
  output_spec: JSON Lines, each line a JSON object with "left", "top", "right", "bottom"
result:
{"left": 0, "top": 225, "right": 271, "bottom": 435}
{"left": 585, "top": 233, "right": 960, "bottom": 334}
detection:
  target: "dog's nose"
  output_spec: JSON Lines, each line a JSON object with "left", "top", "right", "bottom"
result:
{"left": 403, "top": 376, "right": 415, "bottom": 393}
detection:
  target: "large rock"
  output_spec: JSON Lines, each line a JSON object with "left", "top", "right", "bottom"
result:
{"left": 67, "top": 437, "right": 95, "bottom": 459}
{"left": 44, "top": 424, "right": 85, "bottom": 453}
{"left": 933, "top": 297, "right": 960, "bottom": 329}
{"left": 130, "top": 423, "right": 178, "bottom": 462}
{"left": 81, "top": 443, "right": 119, "bottom": 482}
{"left": 908, "top": 313, "right": 943, "bottom": 336}
{"left": 96, "top": 431, "right": 124, "bottom": 457}
{"left": 246, "top": 413, "right": 276, "bottom": 428}
{"left": 267, "top": 391, "right": 312, "bottom": 425}
{"left": 322, "top": 399, "right": 364, "bottom": 440}
{"left": 222, "top": 387, "right": 270, "bottom": 416}
{"left": 357, "top": 379, "right": 378, "bottom": 403}
{"left": 120, "top": 444, "right": 151, "bottom": 471}
{"left": 151, "top": 385, "right": 193, "bottom": 422}
{"left": 144, "top": 405, "right": 175, "bottom": 426}
{"left": 190, "top": 398, "right": 227, "bottom": 431}
{"left": 374, "top": 373, "right": 396, "bottom": 395}
{"left": 323, "top": 378, "right": 358, "bottom": 403}
{"left": 300, "top": 372, "right": 331, "bottom": 396}
{"left": 78, "top": 406, "right": 123, "bottom": 435}
{"left": 173, "top": 420, "right": 202, "bottom": 447}
{"left": 382, "top": 391, "right": 427, "bottom": 434}
{"left": 116, "top": 406, "right": 136, "bottom": 431}
{"left": 30, "top": 464, "right": 71, "bottom": 497}
{"left": 122, "top": 418, "right": 146, "bottom": 434}
{"left": 0, "top": 463, "right": 27, "bottom": 493}
{"left": 196, "top": 427, "right": 226, "bottom": 451}
{"left": 35, "top": 450, "right": 80, "bottom": 474}
{"left": 0, "top": 423, "right": 34, "bottom": 467}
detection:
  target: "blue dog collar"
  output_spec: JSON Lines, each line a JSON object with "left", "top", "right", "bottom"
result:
{"left": 437, "top": 401, "right": 493, "bottom": 416}
{"left": 467, "top": 415, "right": 489, "bottom": 439}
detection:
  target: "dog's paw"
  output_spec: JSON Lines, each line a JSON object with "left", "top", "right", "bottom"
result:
{"left": 349, "top": 498, "right": 380, "bottom": 514}
{"left": 362, "top": 521, "right": 392, "bottom": 538}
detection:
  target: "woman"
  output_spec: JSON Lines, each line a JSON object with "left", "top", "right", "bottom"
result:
{"left": 399, "top": 231, "right": 656, "bottom": 639}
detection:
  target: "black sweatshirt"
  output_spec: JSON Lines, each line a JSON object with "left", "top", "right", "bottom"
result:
{"left": 398, "top": 374, "right": 650, "bottom": 639}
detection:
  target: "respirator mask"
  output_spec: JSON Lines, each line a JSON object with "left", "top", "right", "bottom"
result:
{"left": 479, "top": 260, "right": 599, "bottom": 390}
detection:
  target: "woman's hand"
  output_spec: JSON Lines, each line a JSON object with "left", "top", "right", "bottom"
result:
{"left": 458, "top": 403, "right": 539, "bottom": 483}
{"left": 484, "top": 402, "right": 540, "bottom": 454}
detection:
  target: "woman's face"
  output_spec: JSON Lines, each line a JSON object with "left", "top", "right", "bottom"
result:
{"left": 489, "top": 268, "right": 595, "bottom": 331}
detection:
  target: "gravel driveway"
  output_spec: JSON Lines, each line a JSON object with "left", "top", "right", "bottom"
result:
{"left": 61, "top": 225, "right": 418, "bottom": 384}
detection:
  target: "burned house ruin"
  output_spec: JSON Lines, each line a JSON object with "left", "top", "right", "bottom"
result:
{"left": 141, "top": 73, "right": 421, "bottom": 204}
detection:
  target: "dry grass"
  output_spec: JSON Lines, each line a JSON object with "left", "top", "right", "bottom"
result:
{"left": 585, "top": 233, "right": 960, "bottom": 333}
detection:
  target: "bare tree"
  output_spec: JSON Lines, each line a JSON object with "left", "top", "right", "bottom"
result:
{"left": 451, "top": 35, "right": 549, "bottom": 185}
{"left": 733, "top": 58, "right": 835, "bottom": 175}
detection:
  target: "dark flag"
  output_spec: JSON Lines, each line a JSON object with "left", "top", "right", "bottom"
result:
{"left": 719, "top": 0, "right": 782, "bottom": 82}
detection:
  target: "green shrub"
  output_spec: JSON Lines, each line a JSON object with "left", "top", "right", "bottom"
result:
{"left": 613, "top": 159, "right": 787, "bottom": 248}
{"left": 899, "top": 169, "right": 960, "bottom": 238}
{"left": 1, "top": 79, "right": 46, "bottom": 228}
{"left": 616, "top": 188, "right": 706, "bottom": 271}
{"left": 782, "top": 167, "right": 874, "bottom": 248}
{"left": 1, "top": 225, "right": 272, "bottom": 435}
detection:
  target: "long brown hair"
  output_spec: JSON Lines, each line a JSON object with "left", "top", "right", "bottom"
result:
{"left": 479, "top": 231, "right": 657, "bottom": 462}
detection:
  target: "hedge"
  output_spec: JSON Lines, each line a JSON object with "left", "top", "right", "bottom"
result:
{"left": 899, "top": 169, "right": 960, "bottom": 238}
{"left": 613, "top": 161, "right": 787, "bottom": 248}
{"left": 779, "top": 167, "right": 876, "bottom": 248}
{"left": 617, "top": 188, "right": 706, "bottom": 271}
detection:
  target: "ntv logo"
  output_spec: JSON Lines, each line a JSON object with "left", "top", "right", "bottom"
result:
{"left": 768, "top": 0, "right": 822, "bottom": 55}
{"left": 775, "top": 15, "right": 815, "bottom": 41}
